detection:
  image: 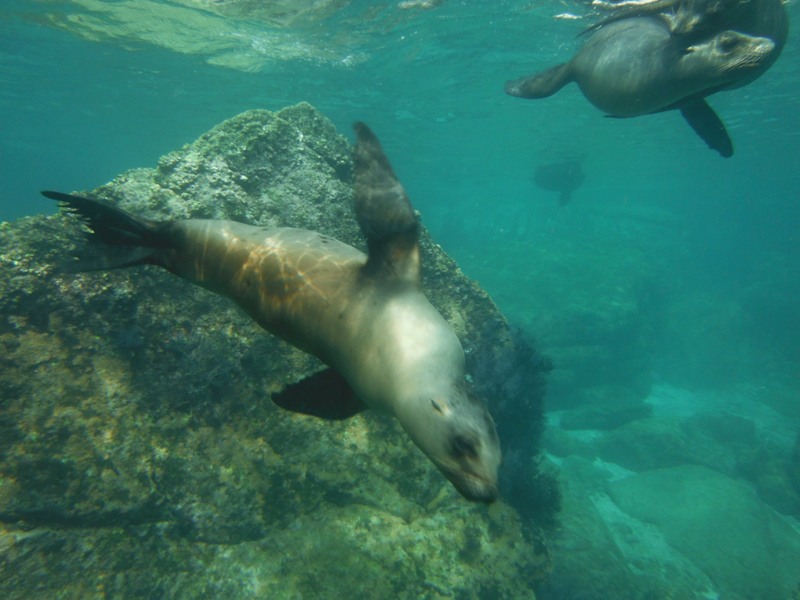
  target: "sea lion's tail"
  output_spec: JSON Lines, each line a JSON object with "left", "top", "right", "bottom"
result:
{"left": 41, "top": 191, "right": 174, "bottom": 271}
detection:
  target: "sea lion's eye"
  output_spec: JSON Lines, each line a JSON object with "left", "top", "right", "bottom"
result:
{"left": 718, "top": 33, "right": 739, "bottom": 53}
{"left": 453, "top": 435, "right": 478, "bottom": 458}
{"left": 431, "top": 399, "right": 444, "bottom": 414}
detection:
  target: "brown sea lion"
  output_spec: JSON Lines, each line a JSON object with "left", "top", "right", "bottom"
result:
{"left": 43, "top": 123, "right": 502, "bottom": 502}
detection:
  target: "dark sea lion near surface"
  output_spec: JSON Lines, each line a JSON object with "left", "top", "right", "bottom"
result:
{"left": 42, "top": 123, "right": 502, "bottom": 503}
{"left": 586, "top": 0, "right": 788, "bottom": 87}
{"left": 505, "top": 16, "right": 777, "bottom": 157}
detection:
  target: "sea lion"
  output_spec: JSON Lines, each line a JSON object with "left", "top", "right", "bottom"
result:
{"left": 42, "top": 123, "right": 502, "bottom": 503}
{"left": 586, "top": 0, "right": 788, "bottom": 88}
{"left": 505, "top": 16, "right": 777, "bottom": 157}
{"left": 534, "top": 159, "right": 586, "bottom": 205}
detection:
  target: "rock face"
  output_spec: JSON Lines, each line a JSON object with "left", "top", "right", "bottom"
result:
{"left": 594, "top": 412, "right": 757, "bottom": 475}
{"left": 535, "top": 456, "right": 718, "bottom": 600}
{"left": 608, "top": 465, "right": 800, "bottom": 600}
{"left": 537, "top": 456, "right": 800, "bottom": 600}
{"left": 0, "top": 103, "right": 551, "bottom": 598}
{"left": 539, "top": 376, "right": 800, "bottom": 599}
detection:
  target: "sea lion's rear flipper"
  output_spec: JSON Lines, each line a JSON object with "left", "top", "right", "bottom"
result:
{"left": 41, "top": 190, "right": 174, "bottom": 271}
{"left": 353, "top": 122, "right": 420, "bottom": 283}
{"left": 272, "top": 368, "right": 366, "bottom": 420}
{"left": 679, "top": 99, "right": 733, "bottom": 158}
{"left": 504, "top": 64, "right": 572, "bottom": 99}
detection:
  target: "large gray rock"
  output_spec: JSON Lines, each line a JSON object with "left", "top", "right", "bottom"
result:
{"left": 535, "top": 456, "right": 716, "bottom": 600}
{"left": 594, "top": 412, "right": 758, "bottom": 475}
{"left": 559, "top": 402, "right": 653, "bottom": 431}
{"left": 537, "top": 457, "right": 800, "bottom": 600}
{"left": 0, "top": 103, "right": 551, "bottom": 598}
{"left": 608, "top": 465, "right": 800, "bottom": 600}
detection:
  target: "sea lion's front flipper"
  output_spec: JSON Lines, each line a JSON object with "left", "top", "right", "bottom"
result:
{"left": 272, "top": 368, "right": 366, "bottom": 420}
{"left": 680, "top": 99, "right": 733, "bottom": 158}
{"left": 504, "top": 64, "right": 572, "bottom": 99}
{"left": 353, "top": 122, "right": 420, "bottom": 283}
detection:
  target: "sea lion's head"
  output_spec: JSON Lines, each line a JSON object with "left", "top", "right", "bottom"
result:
{"left": 398, "top": 384, "right": 502, "bottom": 503}
{"left": 683, "top": 30, "right": 776, "bottom": 84}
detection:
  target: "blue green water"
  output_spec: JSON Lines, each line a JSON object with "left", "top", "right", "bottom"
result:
{"left": 2, "top": 1, "right": 800, "bottom": 598}
{"left": 2, "top": 1, "right": 799, "bottom": 299}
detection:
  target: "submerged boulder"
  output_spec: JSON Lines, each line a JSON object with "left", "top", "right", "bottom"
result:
{"left": 535, "top": 456, "right": 716, "bottom": 600}
{"left": 538, "top": 456, "right": 800, "bottom": 600}
{"left": 608, "top": 465, "right": 800, "bottom": 600}
{"left": 0, "top": 103, "right": 551, "bottom": 598}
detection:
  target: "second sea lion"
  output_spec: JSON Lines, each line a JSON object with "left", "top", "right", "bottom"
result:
{"left": 505, "top": 16, "right": 777, "bottom": 157}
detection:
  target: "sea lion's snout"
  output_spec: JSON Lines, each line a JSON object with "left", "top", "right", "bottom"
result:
{"left": 436, "top": 409, "right": 502, "bottom": 503}
{"left": 688, "top": 31, "right": 776, "bottom": 73}
{"left": 450, "top": 471, "right": 500, "bottom": 504}
{"left": 401, "top": 390, "right": 502, "bottom": 503}
{"left": 449, "top": 432, "right": 500, "bottom": 503}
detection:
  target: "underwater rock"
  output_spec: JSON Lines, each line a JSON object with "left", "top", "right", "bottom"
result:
{"left": 744, "top": 428, "right": 800, "bottom": 517}
{"left": 535, "top": 455, "right": 716, "bottom": 599}
{"left": 0, "top": 103, "right": 551, "bottom": 597}
{"left": 749, "top": 450, "right": 800, "bottom": 517}
{"left": 558, "top": 401, "right": 652, "bottom": 431}
{"left": 607, "top": 465, "right": 800, "bottom": 600}
{"left": 0, "top": 501, "right": 541, "bottom": 599}
{"left": 551, "top": 398, "right": 800, "bottom": 517}
{"left": 538, "top": 451, "right": 800, "bottom": 599}
{"left": 592, "top": 413, "right": 758, "bottom": 476}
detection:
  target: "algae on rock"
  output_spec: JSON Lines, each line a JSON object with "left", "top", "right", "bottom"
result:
{"left": 0, "top": 102, "right": 551, "bottom": 598}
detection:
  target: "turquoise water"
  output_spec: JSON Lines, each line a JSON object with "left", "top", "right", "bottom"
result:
{"left": 2, "top": 1, "right": 800, "bottom": 598}
{"left": 3, "top": 1, "right": 799, "bottom": 303}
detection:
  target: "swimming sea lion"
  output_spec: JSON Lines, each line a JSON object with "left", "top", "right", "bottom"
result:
{"left": 534, "top": 159, "right": 586, "bottom": 205}
{"left": 505, "top": 16, "right": 777, "bottom": 157}
{"left": 42, "top": 123, "right": 502, "bottom": 503}
{"left": 586, "top": 0, "right": 788, "bottom": 88}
